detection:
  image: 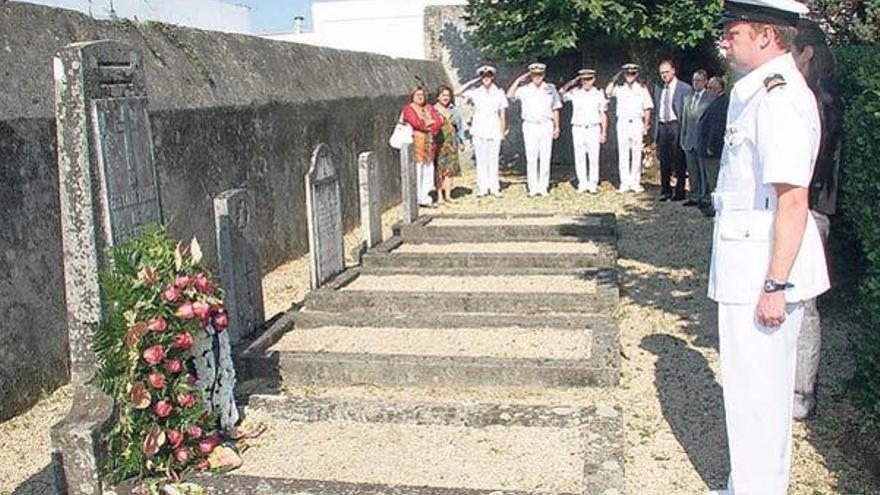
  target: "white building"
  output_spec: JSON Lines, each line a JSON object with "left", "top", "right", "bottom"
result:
{"left": 262, "top": 0, "right": 467, "bottom": 60}
{"left": 14, "top": 0, "right": 252, "bottom": 34}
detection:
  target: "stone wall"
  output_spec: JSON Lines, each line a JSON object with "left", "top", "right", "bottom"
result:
{"left": 0, "top": 2, "right": 447, "bottom": 421}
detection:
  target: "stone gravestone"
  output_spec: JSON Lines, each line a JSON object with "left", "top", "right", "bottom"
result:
{"left": 399, "top": 143, "right": 419, "bottom": 223}
{"left": 305, "top": 143, "right": 345, "bottom": 290}
{"left": 51, "top": 40, "right": 161, "bottom": 495}
{"left": 214, "top": 188, "right": 265, "bottom": 345}
{"left": 358, "top": 151, "right": 383, "bottom": 248}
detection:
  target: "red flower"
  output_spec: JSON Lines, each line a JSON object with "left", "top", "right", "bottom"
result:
{"left": 188, "top": 424, "right": 203, "bottom": 439}
{"left": 153, "top": 400, "right": 173, "bottom": 418}
{"left": 192, "top": 301, "right": 211, "bottom": 321}
{"left": 173, "top": 446, "right": 191, "bottom": 464}
{"left": 177, "top": 393, "right": 196, "bottom": 408}
{"left": 147, "top": 372, "right": 166, "bottom": 389}
{"left": 142, "top": 345, "right": 166, "bottom": 366}
{"left": 130, "top": 382, "right": 151, "bottom": 409}
{"left": 167, "top": 429, "right": 184, "bottom": 448}
{"left": 213, "top": 309, "right": 229, "bottom": 332}
{"left": 163, "top": 285, "right": 181, "bottom": 302}
{"left": 163, "top": 359, "right": 183, "bottom": 374}
{"left": 195, "top": 459, "right": 209, "bottom": 471}
{"left": 175, "top": 274, "right": 192, "bottom": 289}
{"left": 173, "top": 332, "right": 194, "bottom": 351}
{"left": 193, "top": 273, "right": 215, "bottom": 294}
{"left": 143, "top": 426, "right": 165, "bottom": 457}
{"left": 198, "top": 435, "right": 220, "bottom": 454}
{"left": 148, "top": 317, "right": 167, "bottom": 332}
{"left": 176, "top": 303, "right": 195, "bottom": 320}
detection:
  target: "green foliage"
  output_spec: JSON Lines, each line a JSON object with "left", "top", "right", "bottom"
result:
{"left": 464, "top": 0, "right": 721, "bottom": 61}
{"left": 834, "top": 45, "right": 880, "bottom": 419}
{"left": 807, "top": 0, "right": 880, "bottom": 44}
{"left": 92, "top": 226, "right": 227, "bottom": 481}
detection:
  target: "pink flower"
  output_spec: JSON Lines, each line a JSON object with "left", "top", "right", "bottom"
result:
{"left": 142, "top": 345, "right": 166, "bottom": 366}
{"left": 192, "top": 301, "right": 211, "bottom": 321}
{"left": 167, "top": 429, "right": 184, "bottom": 448}
{"left": 193, "top": 273, "right": 215, "bottom": 294}
{"left": 130, "top": 382, "right": 151, "bottom": 409}
{"left": 153, "top": 400, "right": 173, "bottom": 418}
{"left": 172, "top": 332, "right": 194, "bottom": 351}
{"left": 195, "top": 459, "right": 209, "bottom": 471}
{"left": 175, "top": 274, "right": 192, "bottom": 289}
{"left": 177, "top": 393, "right": 196, "bottom": 408}
{"left": 173, "top": 446, "right": 191, "bottom": 464}
{"left": 143, "top": 425, "right": 165, "bottom": 457}
{"left": 176, "top": 303, "right": 195, "bottom": 320}
{"left": 213, "top": 309, "right": 229, "bottom": 332}
{"left": 148, "top": 317, "right": 167, "bottom": 332}
{"left": 163, "top": 359, "right": 183, "bottom": 374}
{"left": 147, "top": 372, "right": 166, "bottom": 389}
{"left": 198, "top": 435, "right": 220, "bottom": 454}
{"left": 188, "top": 424, "right": 203, "bottom": 439}
{"left": 163, "top": 285, "right": 180, "bottom": 302}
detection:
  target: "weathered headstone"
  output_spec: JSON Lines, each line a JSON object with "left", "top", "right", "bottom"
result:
{"left": 305, "top": 143, "right": 345, "bottom": 289}
{"left": 51, "top": 40, "right": 160, "bottom": 495}
{"left": 399, "top": 143, "right": 419, "bottom": 223}
{"left": 214, "top": 188, "right": 265, "bottom": 345}
{"left": 358, "top": 151, "right": 383, "bottom": 248}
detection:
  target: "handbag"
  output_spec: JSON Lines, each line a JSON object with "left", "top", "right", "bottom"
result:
{"left": 389, "top": 113, "right": 413, "bottom": 149}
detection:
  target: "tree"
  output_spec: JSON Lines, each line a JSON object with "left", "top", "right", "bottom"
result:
{"left": 807, "top": 0, "right": 880, "bottom": 44}
{"left": 464, "top": 0, "right": 721, "bottom": 63}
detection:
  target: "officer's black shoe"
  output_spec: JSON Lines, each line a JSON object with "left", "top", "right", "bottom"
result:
{"left": 683, "top": 199, "right": 699, "bottom": 206}
{"left": 659, "top": 194, "right": 672, "bottom": 202}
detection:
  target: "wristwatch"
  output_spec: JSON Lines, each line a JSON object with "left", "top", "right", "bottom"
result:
{"left": 763, "top": 278, "right": 794, "bottom": 293}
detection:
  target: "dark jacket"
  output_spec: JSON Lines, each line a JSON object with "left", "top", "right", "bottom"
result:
{"left": 651, "top": 78, "right": 693, "bottom": 141}
{"left": 697, "top": 93, "right": 729, "bottom": 159}
{"left": 809, "top": 78, "right": 843, "bottom": 216}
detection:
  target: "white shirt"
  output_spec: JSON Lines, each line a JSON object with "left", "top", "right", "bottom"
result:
{"left": 563, "top": 87, "right": 607, "bottom": 126}
{"left": 659, "top": 78, "right": 679, "bottom": 122}
{"left": 609, "top": 82, "right": 653, "bottom": 122}
{"left": 514, "top": 82, "right": 562, "bottom": 123}
{"left": 708, "top": 52, "right": 828, "bottom": 304}
{"left": 463, "top": 84, "right": 508, "bottom": 140}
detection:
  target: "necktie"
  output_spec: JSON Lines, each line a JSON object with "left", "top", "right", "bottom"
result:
{"left": 663, "top": 84, "right": 672, "bottom": 122}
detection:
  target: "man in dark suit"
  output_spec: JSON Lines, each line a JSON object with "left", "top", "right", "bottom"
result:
{"left": 679, "top": 69, "right": 714, "bottom": 206}
{"left": 652, "top": 60, "right": 693, "bottom": 200}
{"left": 696, "top": 76, "right": 729, "bottom": 217}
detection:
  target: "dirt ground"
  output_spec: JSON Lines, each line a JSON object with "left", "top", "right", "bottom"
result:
{"left": 3, "top": 166, "right": 878, "bottom": 494}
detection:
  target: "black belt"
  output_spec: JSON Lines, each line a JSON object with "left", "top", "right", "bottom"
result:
{"left": 659, "top": 120, "right": 679, "bottom": 126}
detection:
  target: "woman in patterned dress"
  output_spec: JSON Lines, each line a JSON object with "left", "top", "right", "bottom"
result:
{"left": 401, "top": 85, "right": 442, "bottom": 207}
{"left": 433, "top": 85, "right": 465, "bottom": 205}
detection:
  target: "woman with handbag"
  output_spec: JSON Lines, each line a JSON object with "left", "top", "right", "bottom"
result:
{"left": 401, "top": 85, "right": 442, "bottom": 207}
{"left": 433, "top": 85, "right": 466, "bottom": 205}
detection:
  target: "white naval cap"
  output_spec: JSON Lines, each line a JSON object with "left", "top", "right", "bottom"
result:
{"left": 476, "top": 65, "right": 496, "bottom": 76}
{"left": 528, "top": 62, "right": 547, "bottom": 73}
{"left": 721, "top": 0, "right": 809, "bottom": 27}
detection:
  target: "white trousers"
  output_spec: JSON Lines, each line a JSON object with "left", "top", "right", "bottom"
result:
{"left": 616, "top": 120, "right": 644, "bottom": 190}
{"left": 718, "top": 302, "right": 804, "bottom": 495}
{"left": 473, "top": 137, "right": 501, "bottom": 195}
{"left": 522, "top": 121, "right": 554, "bottom": 194}
{"left": 416, "top": 161, "right": 434, "bottom": 205}
{"left": 572, "top": 125, "right": 601, "bottom": 191}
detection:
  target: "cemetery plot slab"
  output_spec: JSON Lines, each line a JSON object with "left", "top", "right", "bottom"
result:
{"left": 146, "top": 396, "right": 624, "bottom": 495}
{"left": 362, "top": 236, "right": 617, "bottom": 271}
{"left": 395, "top": 213, "right": 617, "bottom": 243}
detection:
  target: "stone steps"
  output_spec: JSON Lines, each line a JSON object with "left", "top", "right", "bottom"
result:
{"left": 394, "top": 213, "right": 617, "bottom": 243}
{"left": 173, "top": 395, "right": 624, "bottom": 495}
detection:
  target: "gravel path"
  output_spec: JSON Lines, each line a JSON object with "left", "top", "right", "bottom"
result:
{"left": 3, "top": 168, "right": 877, "bottom": 493}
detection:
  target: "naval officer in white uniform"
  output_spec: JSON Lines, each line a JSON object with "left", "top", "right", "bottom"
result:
{"left": 560, "top": 69, "right": 608, "bottom": 193}
{"left": 708, "top": 0, "right": 830, "bottom": 493}
{"left": 605, "top": 63, "right": 653, "bottom": 192}
{"left": 461, "top": 65, "right": 508, "bottom": 197}
{"left": 507, "top": 62, "right": 563, "bottom": 196}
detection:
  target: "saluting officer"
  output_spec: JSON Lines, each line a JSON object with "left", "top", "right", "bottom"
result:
{"left": 460, "top": 65, "right": 508, "bottom": 197}
{"left": 605, "top": 63, "right": 653, "bottom": 193}
{"left": 507, "top": 62, "right": 563, "bottom": 197}
{"left": 560, "top": 69, "right": 608, "bottom": 193}
{"left": 708, "top": 1, "right": 829, "bottom": 493}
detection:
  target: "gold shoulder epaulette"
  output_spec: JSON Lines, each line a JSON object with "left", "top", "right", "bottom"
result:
{"left": 763, "top": 74, "right": 787, "bottom": 92}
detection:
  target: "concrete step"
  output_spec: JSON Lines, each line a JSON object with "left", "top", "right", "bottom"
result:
{"left": 394, "top": 213, "right": 617, "bottom": 243}
{"left": 362, "top": 236, "right": 617, "bottom": 271}
{"left": 164, "top": 395, "right": 624, "bottom": 495}
{"left": 291, "top": 310, "right": 617, "bottom": 331}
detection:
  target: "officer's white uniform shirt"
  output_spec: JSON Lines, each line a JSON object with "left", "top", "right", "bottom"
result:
{"left": 463, "top": 85, "right": 508, "bottom": 140}
{"left": 563, "top": 88, "right": 607, "bottom": 126}
{"left": 612, "top": 82, "right": 653, "bottom": 121}
{"left": 708, "top": 52, "right": 830, "bottom": 304}
{"left": 514, "top": 82, "right": 563, "bottom": 122}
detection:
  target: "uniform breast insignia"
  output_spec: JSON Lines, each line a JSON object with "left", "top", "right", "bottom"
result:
{"left": 763, "top": 74, "right": 787, "bottom": 92}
